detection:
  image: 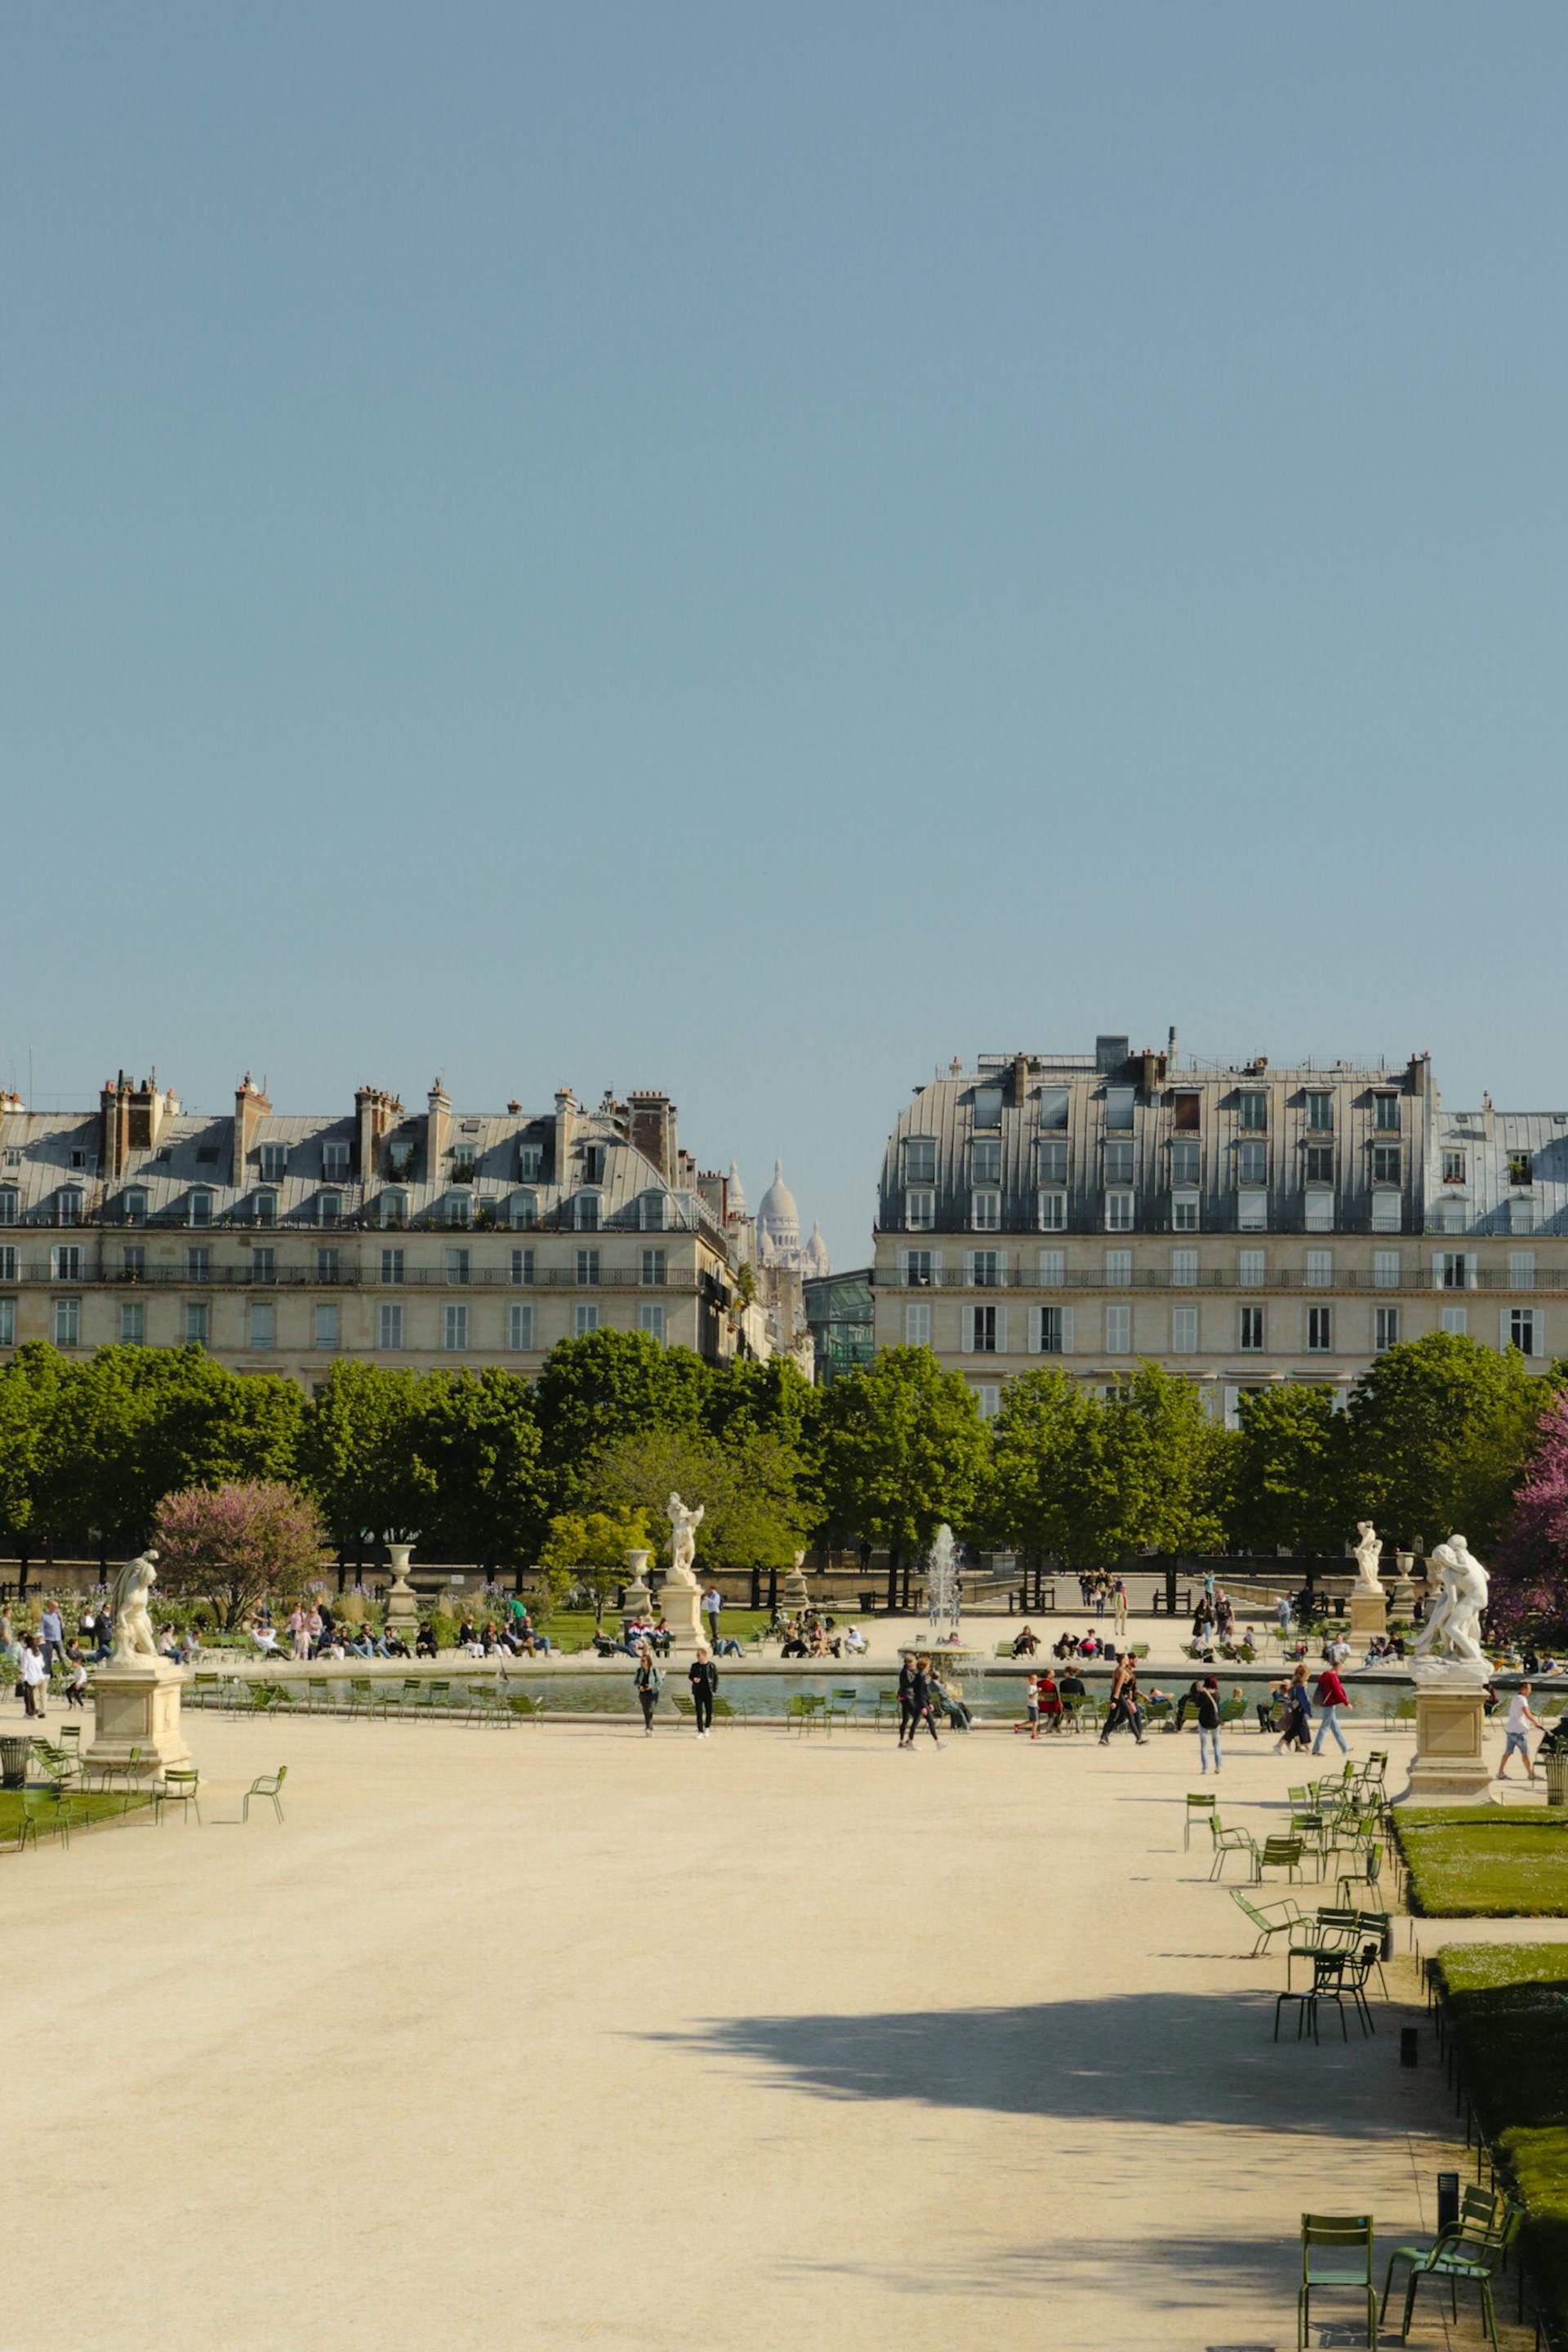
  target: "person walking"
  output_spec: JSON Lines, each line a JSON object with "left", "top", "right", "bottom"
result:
{"left": 688, "top": 1646, "right": 717, "bottom": 1738}
{"left": 1275, "top": 1591, "right": 1293, "bottom": 1646}
{"left": 903, "top": 1655, "right": 944, "bottom": 1748}
{"left": 39, "top": 1598, "right": 64, "bottom": 1677}
{"left": 896, "top": 1651, "right": 918, "bottom": 1747}
{"left": 633, "top": 1643, "right": 662, "bottom": 1736}
{"left": 20, "top": 1635, "right": 47, "bottom": 1719}
{"left": 1194, "top": 1675, "right": 1223, "bottom": 1774}
{"left": 1275, "top": 1664, "right": 1312, "bottom": 1753}
{"left": 1112, "top": 1579, "right": 1129, "bottom": 1637}
{"left": 1100, "top": 1651, "right": 1147, "bottom": 1747}
{"left": 1498, "top": 1682, "right": 1546, "bottom": 1782}
{"left": 1312, "top": 1662, "right": 1353, "bottom": 1755}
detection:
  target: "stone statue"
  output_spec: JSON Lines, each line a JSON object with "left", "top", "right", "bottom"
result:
{"left": 1352, "top": 1521, "right": 1383, "bottom": 1594}
{"left": 112, "top": 1548, "right": 161, "bottom": 1662}
{"left": 666, "top": 1493, "right": 704, "bottom": 1587}
{"left": 1411, "top": 1534, "right": 1490, "bottom": 1670}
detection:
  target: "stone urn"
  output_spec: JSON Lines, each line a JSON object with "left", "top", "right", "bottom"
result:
{"left": 1391, "top": 1551, "right": 1417, "bottom": 1611}
{"left": 622, "top": 1549, "right": 652, "bottom": 1625}
{"left": 384, "top": 1543, "right": 420, "bottom": 1637}
{"left": 782, "top": 1548, "right": 810, "bottom": 1613}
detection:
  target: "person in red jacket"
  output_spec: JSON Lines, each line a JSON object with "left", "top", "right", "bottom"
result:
{"left": 1312, "top": 1663, "right": 1353, "bottom": 1756}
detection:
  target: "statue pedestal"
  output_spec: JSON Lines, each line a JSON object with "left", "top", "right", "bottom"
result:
{"left": 1402, "top": 1666, "right": 1493, "bottom": 1804}
{"left": 85, "top": 1659, "right": 190, "bottom": 1782}
{"left": 384, "top": 1544, "right": 419, "bottom": 1638}
{"left": 781, "top": 1571, "right": 809, "bottom": 1615}
{"left": 660, "top": 1577, "right": 706, "bottom": 1654}
{"left": 621, "top": 1550, "right": 652, "bottom": 1636}
{"left": 1349, "top": 1588, "right": 1388, "bottom": 1641}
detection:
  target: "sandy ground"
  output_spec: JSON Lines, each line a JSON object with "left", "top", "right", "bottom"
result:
{"left": 5, "top": 1701, "right": 1535, "bottom": 2352}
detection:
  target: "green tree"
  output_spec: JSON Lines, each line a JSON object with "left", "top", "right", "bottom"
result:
{"left": 0, "top": 1343, "right": 65, "bottom": 1540}
{"left": 980, "top": 1368, "right": 1103, "bottom": 1570}
{"left": 537, "top": 1507, "right": 655, "bottom": 1625}
{"left": 296, "top": 1361, "right": 437, "bottom": 1550}
{"left": 817, "top": 1346, "right": 990, "bottom": 1608}
{"left": 1080, "top": 1363, "right": 1230, "bottom": 1560}
{"left": 588, "top": 1426, "right": 815, "bottom": 1583}
{"left": 1230, "top": 1383, "right": 1352, "bottom": 1556}
{"left": 1348, "top": 1333, "right": 1558, "bottom": 1552}
{"left": 532, "top": 1330, "right": 711, "bottom": 1499}
{"left": 414, "top": 1367, "right": 545, "bottom": 1571}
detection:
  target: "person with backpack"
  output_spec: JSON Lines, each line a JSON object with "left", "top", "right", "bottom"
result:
{"left": 1274, "top": 1664, "right": 1313, "bottom": 1753}
{"left": 1193, "top": 1675, "right": 1223, "bottom": 1773}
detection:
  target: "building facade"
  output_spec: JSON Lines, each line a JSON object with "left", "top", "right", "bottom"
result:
{"left": 0, "top": 1072, "right": 755, "bottom": 1387}
{"left": 874, "top": 1036, "right": 1568, "bottom": 1422}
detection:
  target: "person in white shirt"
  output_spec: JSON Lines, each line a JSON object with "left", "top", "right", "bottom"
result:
{"left": 19, "top": 1637, "right": 47, "bottom": 1718}
{"left": 843, "top": 1624, "right": 868, "bottom": 1655}
{"left": 1499, "top": 1683, "right": 1545, "bottom": 1782}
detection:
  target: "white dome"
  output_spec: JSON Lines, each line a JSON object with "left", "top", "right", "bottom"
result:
{"left": 726, "top": 1159, "right": 747, "bottom": 1218}
{"left": 803, "top": 1221, "right": 831, "bottom": 1276}
{"left": 757, "top": 1158, "right": 800, "bottom": 1246}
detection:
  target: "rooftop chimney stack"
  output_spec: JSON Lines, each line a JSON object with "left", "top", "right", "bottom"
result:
{"left": 232, "top": 1073, "right": 272, "bottom": 1187}
{"left": 554, "top": 1087, "right": 577, "bottom": 1183}
{"left": 426, "top": 1078, "right": 451, "bottom": 1182}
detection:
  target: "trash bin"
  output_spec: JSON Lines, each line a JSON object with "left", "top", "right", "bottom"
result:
{"left": 0, "top": 1735, "right": 33, "bottom": 1791}
{"left": 1545, "top": 1752, "right": 1568, "bottom": 1809}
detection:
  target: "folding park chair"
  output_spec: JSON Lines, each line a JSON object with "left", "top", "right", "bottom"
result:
{"left": 1298, "top": 2212, "right": 1377, "bottom": 2350}
{"left": 242, "top": 1766, "right": 288, "bottom": 1824}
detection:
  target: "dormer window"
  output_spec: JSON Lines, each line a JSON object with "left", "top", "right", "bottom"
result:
{"left": 1509, "top": 1152, "right": 1535, "bottom": 1188}
{"left": 1104, "top": 1087, "right": 1135, "bottom": 1133}
{"left": 57, "top": 1187, "right": 83, "bottom": 1227}
{"left": 445, "top": 1192, "right": 471, "bottom": 1229}
{"left": 259, "top": 1142, "right": 288, "bottom": 1182}
{"left": 575, "top": 1191, "right": 600, "bottom": 1232}
{"left": 318, "top": 1190, "right": 343, "bottom": 1229}
{"left": 510, "top": 1191, "right": 537, "bottom": 1232}
{"left": 973, "top": 1086, "right": 1003, "bottom": 1130}
{"left": 518, "top": 1142, "right": 543, "bottom": 1181}
{"left": 254, "top": 1190, "right": 278, "bottom": 1228}
{"left": 381, "top": 1189, "right": 408, "bottom": 1229}
{"left": 452, "top": 1144, "right": 477, "bottom": 1183}
{"left": 971, "top": 1138, "right": 1002, "bottom": 1186}
{"left": 322, "top": 1140, "right": 350, "bottom": 1179}
{"left": 189, "top": 1188, "right": 214, "bottom": 1228}
{"left": 581, "top": 1143, "right": 607, "bottom": 1184}
{"left": 122, "top": 1187, "right": 149, "bottom": 1227}
{"left": 638, "top": 1192, "right": 668, "bottom": 1232}
{"left": 904, "top": 1138, "right": 937, "bottom": 1187}
{"left": 387, "top": 1138, "right": 416, "bottom": 1178}
{"left": 0, "top": 1188, "right": 17, "bottom": 1227}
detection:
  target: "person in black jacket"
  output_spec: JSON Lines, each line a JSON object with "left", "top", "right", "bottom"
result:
{"left": 688, "top": 1646, "right": 718, "bottom": 1738}
{"left": 1192, "top": 1675, "right": 1223, "bottom": 1774}
{"left": 896, "top": 1653, "right": 917, "bottom": 1746}
{"left": 903, "top": 1655, "right": 944, "bottom": 1749}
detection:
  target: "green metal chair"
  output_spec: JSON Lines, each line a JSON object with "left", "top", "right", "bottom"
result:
{"left": 710, "top": 1694, "right": 748, "bottom": 1727}
{"left": 1258, "top": 1833, "right": 1306, "bottom": 1884}
{"left": 1208, "top": 1817, "right": 1258, "bottom": 1881}
{"left": 242, "top": 1766, "right": 287, "bottom": 1824}
{"left": 506, "top": 1691, "right": 546, "bottom": 1725}
{"left": 1379, "top": 2189, "right": 1501, "bottom": 2335}
{"left": 1388, "top": 2205, "right": 1515, "bottom": 2348}
{"left": 20, "top": 1784, "right": 88, "bottom": 1850}
{"left": 155, "top": 1766, "right": 202, "bottom": 1826}
{"left": 1298, "top": 2212, "right": 1376, "bottom": 2350}
{"left": 1183, "top": 1791, "right": 1218, "bottom": 1849}
{"left": 1228, "top": 1886, "right": 1309, "bottom": 1955}
{"left": 827, "top": 1686, "right": 860, "bottom": 1730}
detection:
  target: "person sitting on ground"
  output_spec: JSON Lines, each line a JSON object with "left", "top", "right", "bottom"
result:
{"left": 415, "top": 1621, "right": 439, "bottom": 1658}
{"left": 842, "top": 1624, "right": 868, "bottom": 1656}
{"left": 1011, "top": 1624, "right": 1039, "bottom": 1658}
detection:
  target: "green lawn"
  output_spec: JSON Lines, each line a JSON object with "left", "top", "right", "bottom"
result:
{"left": 534, "top": 1606, "right": 777, "bottom": 1651}
{"left": 1432, "top": 1943, "right": 1568, "bottom": 2336}
{"left": 1396, "top": 1806, "right": 1568, "bottom": 1917}
{"left": 0, "top": 1788, "right": 155, "bottom": 1846}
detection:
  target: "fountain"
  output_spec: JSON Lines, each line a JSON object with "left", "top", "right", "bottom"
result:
{"left": 926, "top": 1523, "right": 960, "bottom": 1641}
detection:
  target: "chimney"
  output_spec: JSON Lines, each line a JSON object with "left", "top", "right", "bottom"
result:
{"left": 426, "top": 1078, "right": 452, "bottom": 1182}
{"left": 100, "top": 1072, "right": 131, "bottom": 1179}
{"left": 355, "top": 1085, "right": 399, "bottom": 1179}
{"left": 553, "top": 1087, "right": 577, "bottom": 1183}
{"left": 1011, "top": 1052, "right": 1030, "bottom": 1103}
{"left": 125, "top": 1075, "right": 176, "bottom": 1155}
{"left": 232, "top": 1073, "right": 272, "bottom": 1186}
{"left": 627, "top": 1089, "right": 677, "bottom": 1185}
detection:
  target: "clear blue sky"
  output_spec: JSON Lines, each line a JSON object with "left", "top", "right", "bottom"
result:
{"left": 6, "top": 3, "right": 1566, "bottom": 1267}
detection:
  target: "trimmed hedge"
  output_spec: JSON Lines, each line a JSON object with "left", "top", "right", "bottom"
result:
{"left": 1396, "top": 1806, "right": 1568, "bottom": 1918}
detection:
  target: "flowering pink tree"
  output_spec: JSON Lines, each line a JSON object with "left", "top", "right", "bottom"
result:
{"left": 1494, "top": 1396, "right": 1568, "bottom": 1636}
{"left": 154, "top": 1480, "right": 327, "bottom": 1630}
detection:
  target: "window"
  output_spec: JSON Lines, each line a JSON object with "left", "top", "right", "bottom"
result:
{"left": 972, "top": 1190, "right": 1001, "bottom": 1232}
{"left": 54, "top": 1297, "right": 81, "bottom": 1348}
{"left": 1374, "top": 1250, "right": 1401, "bottom": 1289}
{"left": 445, "top": 1192, "right": 471, "bottom": 1229}
{"left": 1037, "top": 1248, "right": 1065, "bottom": 1285}
{"left": 1037, "top": 1191, "right": 1067, "bottom": 1232}
{"left": 973, "top": 1085, "right": 1003, "bottom": 1129}
{"left": 517, "top": 1142, "right": 544, "bottom": 1182}
{"left": 1441, "top": 1305, "right": 1468, "bottom": 1336}
{"left": 1038, "top": 1087, "right": 1069, "bottom": 1130}
{"left": 51, "top": 1244, "right": 83, "bottom": 1280}
{"left": 189, "top": 1188, "right": 214, "bottom": 1227}
{"left": 1104, "top": 1192, "right": 1134, "bottom": 1232}
{"left": 1238, "top": 1089, "right": 1267, "bottom": 1131}
{"left": 574, "top": 1303, "right": 599, "bottom": 1337}
{"left": 380, "top": 1191, "right": 408, "bottom": 1229}
{"left": 1103, "top": 1141, "right": 1134, "bottom": 1185}
{"left": 249, "top": 1300, "right": 275, "bottom": 1349}
{"left": 1239, "top": 1249, "right": 1265, "bottom": 1288}
{"left": 184, "top": 1301, "right": 209, "bottom": 1346}
{"left": 1509, "top": 1152, "right": 1535, "bottom": 1188}
{"left": 1441, "top": 1150, "right": 1467, "bottom": 1186}
{"left": 122, "top": 1244, "right": 145, "bottom": 1277}
{"left": 1171, "top": 1248, "right": 1198, "bottom": 1287}
{"left": 446, "top": 1248, "right": 470, "bottom": 1285}
{"left": 254, "top": 1190, "right": 278, "bottom": 1228}
{"left": 1237, "top": 1187, "right": 1269, "bottom": 1232}
{"left": 904, "top": 1302, "right": 931, "bottom": 1346}
{"left": 1510, "top": 1250, "right": 1537, "bottom": 1290}
{"left": 580, "top": 1146, "right": 604, "bottom": 1187}
{"left": 641, "top": 1248, "right": 666, "bottom": 1285}
{"left": 1371, "top": 1191, "right": 1402, "bottom": 1232}
{"left": 1237, "top": 1143, "right": 1267, "bottom": 1185}
{"left": 1104, "top": 1086, "right": 1134, "bottom": 1133}
{"left": 1374, "top": 1094, "right": 1401, "bottom": 1132}
{"left": 969, "top": 1250, "right": 1003, "bottom": 1288}
{"left": 1105, "top": 1249, "right": 1132, "bottom": 1286}
{"left": 1307, "top": 1305, "right": 1332, "bottom": 1352}
{"left": 0, "top": 1245, "right": 15, "bottom": 1282}
{"left": 316, "top": 1248, "right": 339, "bottom": 1281}
{"left": 1239, "top": 1304, "right": 1265, "bottom": 1352}
{"left": 452, "top": 1143, "right": 476, "bottom": 1183}
{"left": 511, "top": 1192, "right": 538, "bottom": 1231}
{"left": 119, "top": 1302, "right": 145, "bottom": 1345}
{"left": 443, "top": 1303, "right": 469, "bottom": 1351}
{"left": 577, "top": 1248, "right": 600, "bottom": 1285}
{"left": 315, "top": 1302, "right": 341, "bottom": 1350}
{"left": 639, "top": 1303, "right": 666, "bottom": 1343}
{"left": 966, "top": 1304, "right": 999, "bottom": 1354}
{"left": 637, "top": 1192, "right": 668, "bottom": 1232}
{"left": 511, "top": 1249, "right": 535, "bottom": 1285}
{"left": 252, "top": 1247, "right": 274, "bottom": 1282}
{"left": 971, "top": 1138, "right": 1001, "bottom": 1185}
{"left": 1438, "top": 1252, "right": 1471, "bottom": 1290}
{"left": 1172, "top": 1190, "right": 1200, "bottom": 1232}
{"left": 1306, "top": 1093, "right": 1333, "bottom": 1132}
{"left": 509, "top": 1302, "right": 535, "bottom": 1351}
{"left": 1105, "top": 1303, "right": 1131, "bottom": 1353}
{"left": 387, "top": 1137, "right": 416, "bottom": 1179}
{"left": 1306, "top": 1249, "right": 1333, "bottom": 1289}
{"left": 1304, "top": 1145, "right": 1334, "bottom": 1184}
{"left": 1171, "top": 1305, "right": 1198, "bottom": 1353}
{"left": 322, "top": 1140, "right": 350, "bottom": 1179}
{"left": 1374, "top": 1306, "right": 1399, "bottom": 1353}
{"left": 906, "top": 1191, "right": 936, "bottom": 1232}
{"left": 259, "top": 1143, "right": 288, "bottom": 1181}
{"left": 1038, "top": 1139, "right": 1067, "bottom": 1184}
{"left": 1170, "top": 1139, "right": 1200, "bottom": 1185}
{"left": 902, "top": 1250, "right": 935, "bottom": 1285}
{"left": 318, "top": 1191, "right": 342, "bottom": 1229}
{"left": 56, "top": 1187, "right": 82, "bottom": 1227}
{"left": 1036, "top": 1304, "right": 1071, "bottom": 1354}
{"left": 1303, "top": 1190, "right": 1334, "bottom": 1233}
{"left": 0, "top": 1189, "right": 17, "bottom": 1225}
{"left": 1508, "top": 1307, "right": 1541, "bottom": 1356}
{"left": 185, "top": 1245, "right": 209, "bottom": 1280}
{"left": 1172, "top": 1091, "right": 1200, "bottom": 1132}
{"left": 381, "top": 1248, "right": 404, "bottom": 1285}
{"left": 378, "top": 1303, "right": 404, "bottom": 1350}
{"left": 0, "top": 1300, "right": 13, "bottom": 1346}
{"left": 122, "top": 1187, "right": 148, "bottom": 1227}
{"left": 973, "top": 1384, "right": 1001, "bottom": 1420}
{"left": 575, "top": 1192, "right": 599, "bottom": 1232}
{"left": 70, "top": 1145, "right": 92, "bottom": 1169}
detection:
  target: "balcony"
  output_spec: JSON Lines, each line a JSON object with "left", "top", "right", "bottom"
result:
{"left": 3, "top": 1260, "right": 700, "bottom": 1292}
{"left": 879, "top": 1263, "right": 1568, "bottom": 1295}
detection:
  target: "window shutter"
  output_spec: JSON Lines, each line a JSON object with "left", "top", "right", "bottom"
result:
{"left": 1061, "top": 1305, "right": 1075, "bottom": 1355}
{"left": 961, "top": 1306, "right": 973, "bottom": 1352}
{"left": 1430, "top": 1254, "right": 1443, "bottom": 1290}
{"left": 1027, "top": 1305, "right": 1042, "bottom": 1352}
{"left": 1466, "top": 1252, "right": 1478, "bottom": 1290}
{"left": 962, "top": 1250, "right": 975, "bottom": 1284}
{"left": 995, "top": 1305, "right": 1009, "bottom": 1353}
{"left": 931, "top": 1250, "right": 945, "bottom": 1276}
{"left": 1500, "top": 1307, "right": 1514, "bottom": 1352}
{"left": 896, "top": 1249, "right": 909, "bottom": 1282}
